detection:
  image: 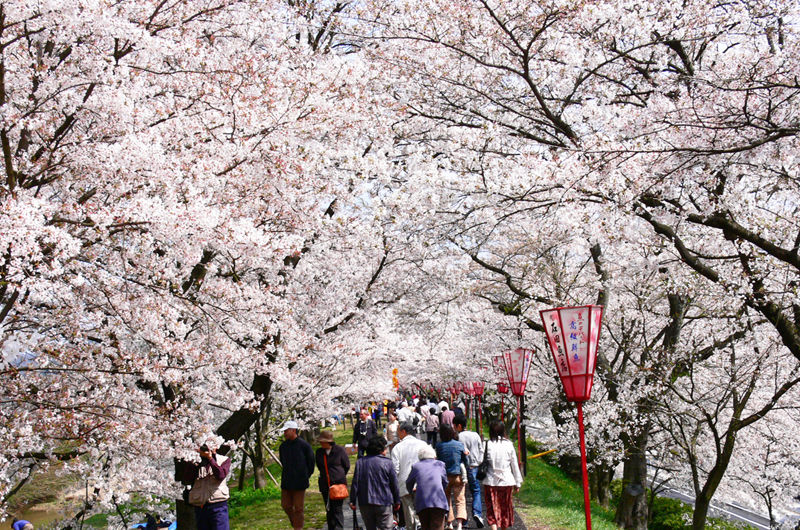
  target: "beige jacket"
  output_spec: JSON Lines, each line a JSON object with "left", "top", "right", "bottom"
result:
{"left": 188, "top": 454, "right": 230, "bottom": 507}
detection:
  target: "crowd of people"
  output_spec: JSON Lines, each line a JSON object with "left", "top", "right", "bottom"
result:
{"left": 319, "top": 397, "right": 522, "bottom": 530}
{"left": 172, "top": 396, "right": 523, "bottom": 530}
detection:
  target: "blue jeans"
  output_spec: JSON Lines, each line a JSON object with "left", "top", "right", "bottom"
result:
{"left": 466, "top": 466, "right": 482, "bottom": 518}
{"left": 195, "top": 500, "right": 229, "bottom": 530}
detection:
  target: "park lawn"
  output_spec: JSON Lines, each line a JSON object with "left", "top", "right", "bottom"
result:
{"left": 516, "top": 456, "right": 618, "bottom": 530}
{"left": 229, "top": 424, "right": 358, "bottom": 530}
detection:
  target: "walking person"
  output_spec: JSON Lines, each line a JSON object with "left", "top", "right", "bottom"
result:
{"left": 405, "top": 445, "right": 449, "bottom": 530}
{"left": 453, "top": 415, "right": 485, "bottom": 528}
{"left": 435, "top": 425, "right": 469, "bottom": 530}
{"left": 392, "top": 422, "right": 428, "bottom": 530}
{"left": 396, "top": 401, "right": 414, "bottom": 424}
{"left": 385, "top": 411, "right": 400, "bottom": 454}
{"left": 349, "top": 437, "right": 401, "bottom": 530}
{"left": 315, "top": 430, "right": 351, "bottom": 530}
{"left": 182, "top": 439, "right": 232, "bottom": 530}
{"left": 440, "top": 405, "right": 455, "bottom": 429}
{"left": 424, "top": 406, "right": 440, "bottom": 447}
{"left": 354, "top": 408, "right": 378, "bottom": 458}
{"left": 279, "top": 421, "right": 316, "bottom": 530}
{"left": 481, "top": 421, "right": 522, "bottom": 530}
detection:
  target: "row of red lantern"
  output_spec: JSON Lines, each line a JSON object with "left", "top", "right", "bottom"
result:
{"left": 430, "top": 304, "right": 604, "bottom": 404}
{"left": 408, "top": 305, "right": 604, "bottom": 530}
{"left": 442, "top": 380, "right": 487, "bottom": 397}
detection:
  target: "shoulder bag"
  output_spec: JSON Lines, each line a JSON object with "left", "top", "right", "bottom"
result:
{"left": 475, "top": 440, "right": 490, "bottom": 481}
{"left": 325, "top": 452, "right": 349, "bottom": 500}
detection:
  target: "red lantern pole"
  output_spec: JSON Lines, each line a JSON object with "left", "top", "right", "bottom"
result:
{"left": 541, "top": 305, "right": 604, "bottom": 530}
{"left": 479, "top": 396, "right": 482, "bottom": 435}
{"left": 577, "top": 402, "right": 592, "bottom": 530}
{"left": 515, "top": 394, "right": 522, "bottom": 468}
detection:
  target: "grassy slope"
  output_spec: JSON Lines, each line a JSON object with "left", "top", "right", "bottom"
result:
{"left": 516, "top": 457, "right": 618, "bottom": 530}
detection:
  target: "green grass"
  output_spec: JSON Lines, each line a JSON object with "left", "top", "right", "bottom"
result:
{"left": 517, "top": 457, "right": 618, "bottom": 530}
{"left": 518, "top": 450, "right": 755, "bottom": 530}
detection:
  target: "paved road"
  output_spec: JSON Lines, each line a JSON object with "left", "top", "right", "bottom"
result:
{"left": 659, "top": 486, "right": 771, "bottom": 530}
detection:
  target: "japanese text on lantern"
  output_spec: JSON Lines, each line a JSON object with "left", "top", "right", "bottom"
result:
{"left": 546, "top": 312, "right": 569, "bottom": 375}
{"left": 562, "top": 307, "right": 589, "bottom": 375}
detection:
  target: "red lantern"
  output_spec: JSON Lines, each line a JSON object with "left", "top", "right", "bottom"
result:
{"left": 502, "top": 348, "right": 533, "bottom": 396}
{"left": 501, "top": 347, "right": 534, "bottom": 469}
{"left": 472, "top": 382, "right": 485, "bottom": 434}
{"left": 540, "top": 305, "right": 604, "bottom": 530}
{"left": 540, "top": 305, "right": 603, "bottom": 402}
{"left": 496, "top": 381, "right": 509, "bottom": 422}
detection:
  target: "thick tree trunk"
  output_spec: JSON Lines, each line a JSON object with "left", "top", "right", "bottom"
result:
{"left": 253, "top": 460, "right": 267, "bottom": 490}
{"left": 252, "top": 414, "right": 267, "bottom": 489}
{"left": 590, "top": 461, "right": 614, "bottom": 507}
{"left": 691, "top": 457, "right": 731, "bottom": 529}
{"left": 692, "top": 493, "right": 713, "bottom": 530}
{"left": 238, "top": 447, "right": 247, "bottom": 491}
{"left": 614, "top": 426, "right": 650, "bottom": 529}
{"left": 175, "top": 500, "right": 196, "bottom": 530}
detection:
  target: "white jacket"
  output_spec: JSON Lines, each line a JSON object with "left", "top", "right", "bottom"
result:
{"left": 396, "top": 406, "right": 415, "bottom": 424}
{"left": 481, "top": 439, "right": 522, "bottom": 487}
{"left": 391, "top": 434, "right": 428, "bottom": 496}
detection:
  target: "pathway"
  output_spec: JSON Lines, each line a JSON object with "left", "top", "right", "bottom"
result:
{"left": 331, "top": 482, "right": 527, "bottom": 530}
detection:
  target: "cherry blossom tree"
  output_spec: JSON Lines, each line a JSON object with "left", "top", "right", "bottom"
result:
{"left": 0, "top": 0, "right": 398, "bottom": 522}
{"left": 354, "top": 1, "right": 800, "bottom": 528}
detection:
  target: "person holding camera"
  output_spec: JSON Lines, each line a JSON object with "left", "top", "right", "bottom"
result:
{"left": 353, "top": 408, "right": 378, "bottom": 458}
{"left": 182, "top": 440, "right": 231, "bottom": 530}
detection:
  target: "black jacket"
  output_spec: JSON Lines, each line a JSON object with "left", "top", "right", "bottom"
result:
{"left": 352, "top": 419, "right": 377, "bottom": 450}
{"left": 279, "top": 437, "right": 315, "bottom": 490}
{"left": 315, "top": 444, "right": 350, "bottom": 493}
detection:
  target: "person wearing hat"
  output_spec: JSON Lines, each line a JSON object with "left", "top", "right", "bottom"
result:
{"left": 279, "top": 421, "right": 315, "bottom": 530}
{"left": 315, "top": 430, "right": 351, "bottom": 530}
